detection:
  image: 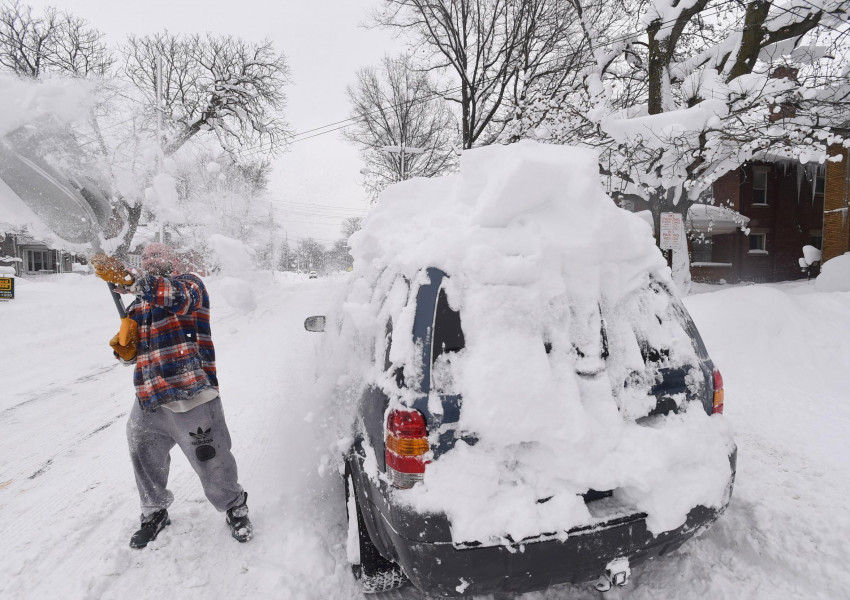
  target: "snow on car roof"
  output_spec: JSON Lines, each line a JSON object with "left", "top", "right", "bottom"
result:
{"left": 343, "top": 141, "right": 734, "bottom": 545}
{"left": 351, "top": 141, "right": 664, "bottom": 293}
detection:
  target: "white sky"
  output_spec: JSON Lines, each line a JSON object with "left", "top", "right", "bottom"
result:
{"left": 29, "top": 0, "right": 403, "bottom": 247}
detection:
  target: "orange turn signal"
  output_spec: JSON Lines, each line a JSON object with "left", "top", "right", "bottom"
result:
{"left": 386, "top": 433, "right": 429, "bottom": 456}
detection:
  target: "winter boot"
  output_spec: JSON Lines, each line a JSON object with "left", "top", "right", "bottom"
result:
{"left": 226, "top": 492, "right": 253, "bottom": 543}
{"left": 129, "top": 508, "right": 170, "bottom": 549}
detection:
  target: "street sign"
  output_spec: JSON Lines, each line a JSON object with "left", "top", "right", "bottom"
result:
{"left": 660, "top": 212, "right": 683, "bottom": 250}
{"left": 0, "top": 276, "right": 14, "bottom": 300}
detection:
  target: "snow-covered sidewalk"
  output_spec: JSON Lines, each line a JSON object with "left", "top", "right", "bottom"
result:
{"left": 1, "top": 274, "right": 848, "bottom": 599}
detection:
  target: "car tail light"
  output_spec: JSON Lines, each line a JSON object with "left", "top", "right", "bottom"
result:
{"left": 385, "top": 408, "right": 429, "bottom": 489}
{"left": 712, "top": 369, "right": 724, "bottom": 414}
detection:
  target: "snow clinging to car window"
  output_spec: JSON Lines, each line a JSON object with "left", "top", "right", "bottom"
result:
{"left": 344, "top": 141, "right": 734, "bottom": 544}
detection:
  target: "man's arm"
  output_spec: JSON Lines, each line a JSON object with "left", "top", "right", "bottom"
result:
{"left": 131, "top": 274, "right": 205, "bottom": 315}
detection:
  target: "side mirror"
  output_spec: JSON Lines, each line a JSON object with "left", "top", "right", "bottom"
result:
{"left": 304, "top": 316, "right": 326, "bottom": 332}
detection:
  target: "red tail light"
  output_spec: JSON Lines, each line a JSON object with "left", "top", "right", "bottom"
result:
{"left": 385, "top": 408, "right": 429, "bottom": 489}
{"left": 712, "top": 369, "right": 724, "bottom": 414}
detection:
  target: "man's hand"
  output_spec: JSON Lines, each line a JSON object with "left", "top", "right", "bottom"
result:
{"left": 92, "top": 254, "right": 135, "bottom": 287}
{"left": 110, "top": 319, "right": 139, "bottom": 362}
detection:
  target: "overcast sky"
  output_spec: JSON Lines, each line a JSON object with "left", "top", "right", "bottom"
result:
{"left": 29, "top": 0, "right": 403, "bottom": 247}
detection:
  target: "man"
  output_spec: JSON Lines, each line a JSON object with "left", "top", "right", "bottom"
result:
{"left": 92, "top": 243, "right": 252, "bottom": 548}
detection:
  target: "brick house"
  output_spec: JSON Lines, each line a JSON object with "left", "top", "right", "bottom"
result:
{"left": 689, "top": 158, "right": 830, "bottom": 283}
{"left": 687, "top": 64, "right": 848, "bottom": 283}
{"left": 822, "top": 144, "right": 850, "bottom": 264}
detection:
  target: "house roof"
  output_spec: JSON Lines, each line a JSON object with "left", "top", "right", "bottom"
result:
{"left": 634, "top": 205, "right": 749, "bottom": 235}
{"left": 687, "top": 204, "right": 749, "bottom": 234}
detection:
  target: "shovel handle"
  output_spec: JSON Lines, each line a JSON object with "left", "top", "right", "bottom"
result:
{"left": 107, "top": 282, "right": 127, "bottom": 318}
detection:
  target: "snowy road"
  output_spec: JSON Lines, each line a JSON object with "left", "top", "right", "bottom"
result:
{"left": 1, "top": 274, "right": 849, "bottom": 599}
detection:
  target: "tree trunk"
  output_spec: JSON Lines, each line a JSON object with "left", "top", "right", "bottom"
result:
{"left": 646, "top": 20, "right": 666, "bottom": 117}
{"left": 113, "top": 201, "right": 143, "bottom": 259}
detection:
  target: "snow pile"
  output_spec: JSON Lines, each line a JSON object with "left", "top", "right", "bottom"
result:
{"left": 815, "top": 252, "right": 850, "bottom": 292}
{"left": 345, "top": 141, "right": 734, "bottom": 544}
{"left": 802, "top": 244, "right": 822, "bottom": 266}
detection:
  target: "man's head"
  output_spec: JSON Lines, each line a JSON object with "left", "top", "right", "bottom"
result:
{"left": 141, "top": 243, "right": 178, "bottom": 277}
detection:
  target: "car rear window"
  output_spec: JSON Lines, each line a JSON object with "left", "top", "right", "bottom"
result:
{"left": 431, "top": 288, "right": 464, "bottom": 394}
{"left": 433, "top": 288, "right": 465, "bottom": 359}
{"left": 630, "top": 280, "right": 702, "bottom": 367}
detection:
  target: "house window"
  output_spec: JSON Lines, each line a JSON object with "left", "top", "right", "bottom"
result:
{"left": 692, "top": 237, "right": 712, "bottom": 263}
{"left": 748, "top": 233, "right": 767, "bottom": 253}
{"left": 27, "top": 250, "right": 50, "bottom": 272}
{"left": 815, "top": 175, "right": 825, "bottom": 196}
{"left": 752, "top": 170, "right": 768, "bottom": 205}
{"left": 809, "top": 231, "right": 822, "bottom": 250}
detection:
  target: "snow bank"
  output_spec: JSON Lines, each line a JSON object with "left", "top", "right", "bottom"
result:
{"left": 815, "top": 252, "right": 850, "bottom": 292}
{"left": 343, "top": 141, "right": 735, "bottom": 544}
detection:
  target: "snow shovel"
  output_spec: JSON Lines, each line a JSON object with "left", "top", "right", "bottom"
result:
{"left": 0, "top": 131, "right": 130, "bottom": 333}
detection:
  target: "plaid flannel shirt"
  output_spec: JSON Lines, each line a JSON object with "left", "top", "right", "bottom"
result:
{"left": 126, "top": 273, "right": 218, "bottom": 411}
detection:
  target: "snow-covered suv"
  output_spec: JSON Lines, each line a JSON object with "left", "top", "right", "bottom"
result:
{"left": 308, "top": 142, "right": 736, "bottom": 596}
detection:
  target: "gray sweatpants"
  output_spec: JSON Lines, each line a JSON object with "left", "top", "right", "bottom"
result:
{"left": 126, "top": 396, "right": 244, "bottom": 518}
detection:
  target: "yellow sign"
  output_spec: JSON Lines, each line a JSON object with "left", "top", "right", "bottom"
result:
{"left": 0, "top": 277, "right": 14, "bottom": 299}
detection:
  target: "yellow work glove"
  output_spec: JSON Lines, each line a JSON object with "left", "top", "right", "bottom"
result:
{"left": 92, "top": 254, "right": 135, "bottom": 287}
{"left": 109, "top": 318, "right": 139, "bottom": 362}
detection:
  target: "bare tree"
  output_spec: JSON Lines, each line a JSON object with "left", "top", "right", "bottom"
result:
{"left": 501, "top": 0, "right": 593, "bottom": 142}
{"left": 374, "top": 0, "right": 583, "bottom": 148}
{"left": 105, "top": 32, "right": 291, "bottom": 255}
{"left": 327, "top": 237, "right": 354, "bottom": 272}
{"left": 51, "top": 11, "right": 114, "bottom": 77}
{"left": 344, "top": 54, "right": 457, "bottom": 197}
{"left": 0, "top": 1, "right": 113, "bottom": 77}
{"left": 277, "top": 239, "right": 294, "bottom": 271}
{"left": 121, "top": 32, "right": 292, "bottom": 158}
{"left": 296, "top": 238, "right": 327, "bottom": 273}
{"left": 341, "top": 216, "right": 363, "bottom": 239}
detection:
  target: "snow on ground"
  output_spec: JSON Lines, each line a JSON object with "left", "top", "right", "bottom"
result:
{"left": 1, "top": 272, "right": 849, "bottom": 599}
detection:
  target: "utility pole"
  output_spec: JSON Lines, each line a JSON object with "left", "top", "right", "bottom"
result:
{"left": 381, "top": 144, "right": 426, "bottom": 181}
{"left": 156, "top": 55, "right": 165, "bottom": 244}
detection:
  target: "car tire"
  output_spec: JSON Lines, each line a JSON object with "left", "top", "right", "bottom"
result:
{"left": 345, "top": 467, "right": 407, "bottom": 594}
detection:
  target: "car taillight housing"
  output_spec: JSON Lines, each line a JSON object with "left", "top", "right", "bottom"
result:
{"left": 385, "top": 408, "right": 429, "bottom": 489}
{"left": 712, "top": 369, "right": 724, "bottom": 414}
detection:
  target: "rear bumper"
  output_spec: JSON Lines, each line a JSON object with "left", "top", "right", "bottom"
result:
{"left": 352, "top": 446, "right": 737, "bottom": 597}
{"left": 393, "top": 503, "right": 725, "bottom": 596}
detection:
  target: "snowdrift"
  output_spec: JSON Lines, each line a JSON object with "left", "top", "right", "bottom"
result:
{"left": 816, "top": 251, "right": 850, "bottom": 292}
